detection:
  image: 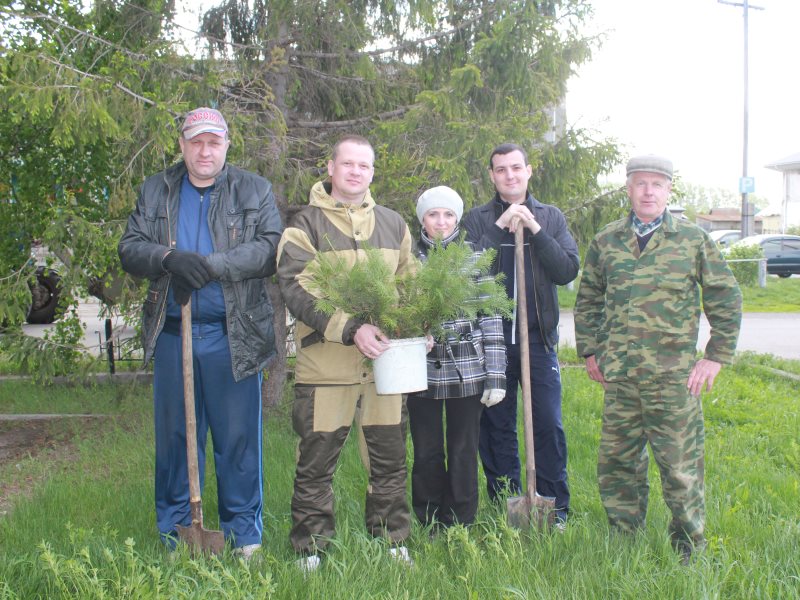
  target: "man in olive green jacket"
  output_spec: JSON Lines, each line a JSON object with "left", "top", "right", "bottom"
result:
{"left": 277, "top": 135, "right": 415, "bottom": 570}
{"left": 574, "top": 154, "right": 742, "bottom": 562}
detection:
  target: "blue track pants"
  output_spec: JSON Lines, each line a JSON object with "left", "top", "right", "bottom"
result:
{"left": 153, "top": 323, "right": 263, "bottom": 547}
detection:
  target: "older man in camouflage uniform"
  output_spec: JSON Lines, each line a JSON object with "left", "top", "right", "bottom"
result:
{"left": 574, "top": 155, "right": 741, "bottom": 561}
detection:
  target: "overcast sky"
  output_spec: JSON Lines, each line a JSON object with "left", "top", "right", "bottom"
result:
{"left": 566, "top": 0, "right": 800, "bottom": 202}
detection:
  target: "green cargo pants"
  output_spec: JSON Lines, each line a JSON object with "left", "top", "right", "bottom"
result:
{"left": 598, "top": 375, "right": 705, "bottom": 547}
{"left": 289, "top": 383, "right": 410, "bottom": 554}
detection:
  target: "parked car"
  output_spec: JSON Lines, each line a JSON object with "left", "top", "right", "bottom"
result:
{"left": 709, "top": 229, "right": 742, "bottom": 248}
{"left": 732, "top": 234, "right": 800, "bottom": 278}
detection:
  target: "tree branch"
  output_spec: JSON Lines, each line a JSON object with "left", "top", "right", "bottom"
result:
{"left": 290, "top": 107, "right": 412, "bottom": 129}
{"left": 563, "top": 185, "right": 626, "bottom": 215}
{"left": 288, "top": 9, "right": 497, "bottom": 59}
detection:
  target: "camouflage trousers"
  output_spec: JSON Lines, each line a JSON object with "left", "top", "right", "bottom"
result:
{"left": 289, "top": 383, "right": 410, "bottom": 555}
{"left": 598, "top": 375, "right": 705, "bottom": 547}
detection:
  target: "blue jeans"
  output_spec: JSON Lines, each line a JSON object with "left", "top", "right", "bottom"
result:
{"left": 478, "top": 339, "right": 569, "bottom": 520}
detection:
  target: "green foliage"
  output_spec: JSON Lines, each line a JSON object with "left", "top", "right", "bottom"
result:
{"left": 310, "top": 245, "right": 400, "bottom": 332}
{"left": 34, "top": 528, "right": 277, "bottom": 599}
{"left": 308, "top": 242, "right": 512, "bottom": 338}
{"left": 0, "top": 0, "right": 622, "bottom": 364}
{"left": 0, "top": 321, "right": 98, "bottom": 383}
{"left": 724, "top": 243, "right": 764, "bottom": 288}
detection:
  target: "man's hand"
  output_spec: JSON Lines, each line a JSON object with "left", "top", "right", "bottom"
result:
{"left": 171, "top": 277, "right": 194, "bottom": 305}
{"left": 584, "top": 355, "right": 607, "bottom": 389}
{"left": 480, "top": 389, "right": 505, "bottom": 407}
{"left": 687, "top": 358, "right": 722, "bottom": 397}
{"left": 163, "top": 250, "right": 214, "bottom": 289}
{"left": 495, "top": 204, "right": 541, "bottom": 234}
{"left": 353, "top": 323, "right": 391, "bottom": 359}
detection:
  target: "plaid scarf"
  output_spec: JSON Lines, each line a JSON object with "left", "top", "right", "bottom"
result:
{"left": 631, "top": 212, "right": 664, "bottom": 237}
{"left": 420, "top": 225, "right": 461, "bottom": 248}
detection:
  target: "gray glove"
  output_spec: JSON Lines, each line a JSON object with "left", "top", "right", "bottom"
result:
{"left": 480, "top": 389, "right": 505, "bottom": 407}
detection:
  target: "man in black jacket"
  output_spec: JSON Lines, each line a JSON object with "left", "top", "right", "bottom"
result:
{"left": 118, "top": 107, "right": 282, "bottom": 558}
{"left": 463, "top": 143, "right": 579, "bottom": 524}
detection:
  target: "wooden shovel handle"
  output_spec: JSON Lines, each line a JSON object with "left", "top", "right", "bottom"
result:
{"left": 514, "top": 225, "right": 537, "bottom": 499}
{"left": 181, "top": 302, "right": 202, "bottom": 506}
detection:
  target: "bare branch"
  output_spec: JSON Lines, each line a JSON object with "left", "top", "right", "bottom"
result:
{"left": 1, "top": 7, "right": 149, "bottom": 62}
{"left": 288, "top": 8, "right": 497, "bottom": 59}
{"left": 563, "top": 185, "right": 626, "bottom": 215}
{"left": 291, "top": 107, "right": 412, "bottom": 129}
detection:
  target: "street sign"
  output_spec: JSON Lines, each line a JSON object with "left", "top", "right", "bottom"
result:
{"left": 739, "top": 176, "right": 755, "bottom": 194}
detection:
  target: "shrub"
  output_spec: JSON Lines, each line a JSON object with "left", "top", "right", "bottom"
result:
{"left": 724, "top": 242, "right": 763, "bottom": 287}
{"left": 307, "top": 242, "right": 513, "bottom": 338}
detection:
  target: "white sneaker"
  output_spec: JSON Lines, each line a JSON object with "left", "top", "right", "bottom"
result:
{"left": 236, "top": 544, "right": 261, "bottom": 560}
{"left": 295, "top": 554, "right": 321, "bottom": 574}
{"left": 389, "top": 546, "right": 414, "bottom": 567}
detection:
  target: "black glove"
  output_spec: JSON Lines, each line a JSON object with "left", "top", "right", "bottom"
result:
{"left": 163, "top": 250, "right": 214, "bottom": 289}
{"left": 171, "top": 276, "right": 194, "bottom": 306}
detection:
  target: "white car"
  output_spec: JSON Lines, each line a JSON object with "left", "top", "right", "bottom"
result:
{"left": 709, "top": 229, "right": 742, "bottom": 248}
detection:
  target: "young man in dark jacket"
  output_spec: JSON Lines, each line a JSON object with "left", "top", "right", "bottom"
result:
{"left": 118, "top": 107, "right": 283, "bottom": 558}
{"left": 463, "top": 143, "right": 579, "bottom": 525}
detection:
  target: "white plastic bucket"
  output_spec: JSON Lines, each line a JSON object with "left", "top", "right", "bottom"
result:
{"left": 372, "top": 337, "right": 428, "bottom": 395}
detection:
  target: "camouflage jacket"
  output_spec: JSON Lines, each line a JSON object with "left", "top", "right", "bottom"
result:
{"left": 574, "top": 211, "right": 742, "bottom": 382}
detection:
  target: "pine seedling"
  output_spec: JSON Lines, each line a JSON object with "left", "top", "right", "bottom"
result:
{"left": 307, "top": 242, "right": 511, "bottom": 339}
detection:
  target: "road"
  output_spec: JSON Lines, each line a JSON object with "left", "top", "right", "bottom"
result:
{"left": 20, "top": 301, "right": 800, "bottom": 361}
{"left": 21, "top": 298, "right": 137, "bottom": 360}
{"left": 558, "top": 311, "right": 800, "bottom": 360}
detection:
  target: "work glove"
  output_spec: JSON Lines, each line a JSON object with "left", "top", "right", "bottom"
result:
{"left": 171, "top": 276, "right": 194, "bottom": 306}
{"left": 163, "top": 250, "right": 214, "bottom": 289}
{"left": 480, "top": 389, "right": 505, "bottom": 408}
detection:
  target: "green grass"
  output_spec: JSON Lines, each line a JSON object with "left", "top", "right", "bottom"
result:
{"left": 559, "top": 275, "right": 800, "bottom": 312}
{"left": 2, "top": 355, "right": 799, "bottom": 599}
{"left": 736, "top": 276, "right": 800, "bottom": 312}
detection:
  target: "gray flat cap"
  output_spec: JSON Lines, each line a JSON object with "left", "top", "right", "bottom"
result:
{"left": 626, "top": 154, "right": 673, "bottom": 180}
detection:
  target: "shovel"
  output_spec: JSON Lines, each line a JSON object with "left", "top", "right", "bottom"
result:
{"left": 175, "top": 301, "right": 225, "bottom": 555}
{"left": 506, "top": 224, "right": 557, "bottom": 530}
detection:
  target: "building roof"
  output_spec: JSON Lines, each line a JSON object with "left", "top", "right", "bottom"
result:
{"left": 765, "top": 152, "right": 800, "bottom": 172}
{"left": 696, "top": 208, "right": 763, "bottom": 222}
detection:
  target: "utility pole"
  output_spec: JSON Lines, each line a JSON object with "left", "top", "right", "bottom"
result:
{"left": 719, "top": 0, "right": 763, "bottom": 238}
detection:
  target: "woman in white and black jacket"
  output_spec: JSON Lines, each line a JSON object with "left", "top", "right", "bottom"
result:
{"left": 407, "top": 186, "right": 507, "bottom": 529}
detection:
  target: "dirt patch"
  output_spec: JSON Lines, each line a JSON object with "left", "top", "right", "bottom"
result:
{"left": 0, "top": 417, "right": 104, "bottom": 517}
{"left": 0, "top": 420, "right": 61, "bottom": 462}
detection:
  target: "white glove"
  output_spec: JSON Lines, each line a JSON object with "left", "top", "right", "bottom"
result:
{"left": 480, "top": 389, "right": 505, "bottom": 407}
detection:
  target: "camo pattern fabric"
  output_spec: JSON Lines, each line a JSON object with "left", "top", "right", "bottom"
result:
{"left": 598, "top": 375, "right": 705, "bottom": 546}
{"left": 574, "top": 211, "right": 742, "bottom": 382}
{"left": 574, "top": 210, "right": 741, "bottom": 549}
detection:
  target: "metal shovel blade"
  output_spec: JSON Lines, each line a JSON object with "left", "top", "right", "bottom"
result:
{"left": 507, "top": 491, "right": 557, "bottom": 530}
{"left": 176, "top": 516, "right": 225, "bottom": 556}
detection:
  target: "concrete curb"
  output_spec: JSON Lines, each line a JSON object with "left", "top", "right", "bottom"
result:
{"left": 0, "top": 371, "right": 153, "bottom": 385}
